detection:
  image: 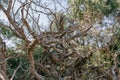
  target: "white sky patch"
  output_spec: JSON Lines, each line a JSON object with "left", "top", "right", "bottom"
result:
{"left": 5, "top": 39, "right": 16, "bottom": 48}
{"left": 102, "top": 15, "right": 115, "bottom": 27}
{"left": 0, "top": 11, "right": 8, "bottom": 21}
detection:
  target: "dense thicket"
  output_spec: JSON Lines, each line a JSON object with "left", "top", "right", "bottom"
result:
{"left": 0, "top": 0, "right": 120, "bottom": 80}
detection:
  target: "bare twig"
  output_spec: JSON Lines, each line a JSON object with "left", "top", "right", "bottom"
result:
{"left": 10, "top": 62, "right": 22, "bottom": 80}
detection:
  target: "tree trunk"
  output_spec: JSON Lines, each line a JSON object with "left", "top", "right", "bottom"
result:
{"left": 27, "top": 40, "right": 44, "bottom": 80}
{"left": 0, "top": 38, "right": 7, "bottom": 80}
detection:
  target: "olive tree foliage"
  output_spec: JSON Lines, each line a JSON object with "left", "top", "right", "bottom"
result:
{"left": 67, "top": 0, "right": 120, "bottom": 79}
{"left": 67, "top": 0, "right": 118, "bottom": 48}
{"left": 0, "top": 0, "right": 120, "bottom": 80}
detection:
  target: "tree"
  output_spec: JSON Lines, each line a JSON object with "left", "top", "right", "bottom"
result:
{"left": 0, "top": 0, "right": 120, "bottom": 80}
{"left": 0, "top": 36, "right": 7, "bottom": 80}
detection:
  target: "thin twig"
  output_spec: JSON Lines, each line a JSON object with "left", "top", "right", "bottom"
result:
{"left": 10, "top": 62, "right": 22, "bottom": 80}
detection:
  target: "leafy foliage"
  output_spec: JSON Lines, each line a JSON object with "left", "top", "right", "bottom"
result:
{"left": 0, "top": 24, "right": 13, "bottom": 39}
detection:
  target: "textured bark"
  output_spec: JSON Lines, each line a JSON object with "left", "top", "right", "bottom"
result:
{"left": 0, "top": 38, "right": 7, "bottom": 80}
{"left": 27, "top": 40, "right": 44, "bottom": 80}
